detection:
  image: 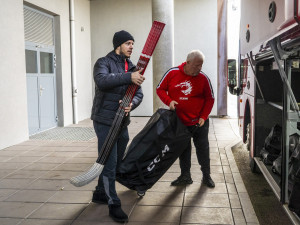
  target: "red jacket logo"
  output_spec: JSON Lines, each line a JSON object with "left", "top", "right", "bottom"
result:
{"left": 175, "top": 80, "right": 192, "bottom": 95}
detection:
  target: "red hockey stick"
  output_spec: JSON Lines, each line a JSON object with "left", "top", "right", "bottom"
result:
{"left": 70, "top": 21, "right": 165, "bottom": 187}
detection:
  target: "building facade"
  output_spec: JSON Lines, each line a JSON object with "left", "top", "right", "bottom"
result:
{"left": 0, "top": 0, "right": 227, "bottom": 150}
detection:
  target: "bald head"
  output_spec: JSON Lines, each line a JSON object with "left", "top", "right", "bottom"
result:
{"left": 184, "top": 50, "right": 205, "bottom": 76}
{"left": 186, "top": 50, "right": 205, "bottom": 63}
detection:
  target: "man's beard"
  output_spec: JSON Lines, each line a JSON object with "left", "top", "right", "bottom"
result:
{"left": 120, "top": 48, "right": 130, "bottom": 59}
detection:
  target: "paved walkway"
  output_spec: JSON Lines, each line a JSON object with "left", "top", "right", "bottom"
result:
{"left": 0, "top": 117, "right": 259, "bottom": 225}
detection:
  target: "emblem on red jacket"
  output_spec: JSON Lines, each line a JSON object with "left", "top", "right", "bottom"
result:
{"left": 175, "top": 80, "right": 192, "bottom": 95}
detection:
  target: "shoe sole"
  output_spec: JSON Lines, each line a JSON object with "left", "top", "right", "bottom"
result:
{"left": 202, "top": 181, "right": 215, "bottom": 188}
{"left": 171, "top": 181, "right": 193, "bottom": 186}
{"left": 92, "top": 199, "right": 108, "bottom": 204}
{"left": 109, "top": 214, "right": 128, "bottom": 223}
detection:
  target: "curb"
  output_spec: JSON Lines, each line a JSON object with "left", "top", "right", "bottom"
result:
{"left": 225, "top": 138, "right": 260, "bottom": 225}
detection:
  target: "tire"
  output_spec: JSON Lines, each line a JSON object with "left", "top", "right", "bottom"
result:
{"left": 246, "top": 122, "right": 260, "bottom": 173}
{"left": 137, "top": 191, "right": 145, "bottom": 197}
{"left": 249, "top": 154, "right": 260, "bottom": 173}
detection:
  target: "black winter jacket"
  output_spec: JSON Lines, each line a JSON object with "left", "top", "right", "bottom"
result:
{"left": 91, "top": 51, "right": 143, "bottom": 126}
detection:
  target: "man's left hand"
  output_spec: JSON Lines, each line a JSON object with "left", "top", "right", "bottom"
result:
{"left": 119, "top": 100, "right": 132, "bottom": 116}
{"left": 198, "top": 118, "right": 205, "bottom": 127}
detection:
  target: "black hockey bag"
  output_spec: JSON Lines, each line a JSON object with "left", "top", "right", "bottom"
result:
{"left": 288, "top": 168, "right": 300, "bottom": 217}
{"left": 260, "top": 147, "right": 279, "bottom": 165}
{"left": 271, "top": 134, "right": 299, "bottom": 175}
{"left": 264, "top": 124, "right": 282, "bottom": 155}
{"left": 116, "top": 108, "right": 191, "bottom": 194}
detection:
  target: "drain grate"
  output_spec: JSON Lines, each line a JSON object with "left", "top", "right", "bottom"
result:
{"left": 30, "top": 127, "right": 96, "bottom": 141}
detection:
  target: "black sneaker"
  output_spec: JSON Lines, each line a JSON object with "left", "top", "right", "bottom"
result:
{"left": 109, "top": 204, "right": 128, "bottom": 223}
{"left": 171, "top": 175, "right": 193, "bottom": 186}
{"left": 92, "top": 190, "right": 108, "bottom": 204}
{"left": 202, "top": 174, "right": 215, "bottom": 188}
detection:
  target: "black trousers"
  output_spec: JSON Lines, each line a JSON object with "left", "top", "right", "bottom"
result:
{"left": 93, "top": 121, "right": 129, "bottom": 205}
{"left": 179, "top": 119, "right": 210, "bottom": 175}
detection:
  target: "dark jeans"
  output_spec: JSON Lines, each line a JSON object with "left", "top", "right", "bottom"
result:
{"left": 179, "top": 119, "right": 210, "bottom": 175}
{"left": 93, "top": 121, "right": 129, "bottom": 205}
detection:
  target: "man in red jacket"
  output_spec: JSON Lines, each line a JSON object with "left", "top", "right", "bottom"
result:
{"left": 156, "top": 50, "right": 215, "bottom": 187}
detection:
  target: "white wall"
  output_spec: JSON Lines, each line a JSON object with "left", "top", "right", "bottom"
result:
{"left": 90, "top": 0, "right": 153, "bottom": 116}
{"left": 227, "top": 0, "right": 240, "bottom": 118}
{"left": 0, "top": 0, "right": 28, "bottom": 150}
{"left": 0, "top": 0, "right": 92, "bottom": 149}
{"left": 74, "top": 0, "right": 93, "bottom": 121}
{"left": 174, "top": 0, "right": 218, "bottom": 116}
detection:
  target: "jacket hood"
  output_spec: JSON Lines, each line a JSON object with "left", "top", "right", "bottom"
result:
{"left": 107, "top": 51, "right": 134, "bottom": 68}
{"left": 107, "top": 50, "right": 126, "bottom": 62}
{"left": 178, "top": 62, "right": 187, "bottom": 74}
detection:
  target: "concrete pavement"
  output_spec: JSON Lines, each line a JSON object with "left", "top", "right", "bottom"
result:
{"left": 0, "top": 117, "right": 259, "bottom": 225}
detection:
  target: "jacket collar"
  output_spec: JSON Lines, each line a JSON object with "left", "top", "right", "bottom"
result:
{"left": 107, "top": 50, "right": 126, "bottom": 62}
{"left": 107, "top": 50, "right": 135, "bottom": 70}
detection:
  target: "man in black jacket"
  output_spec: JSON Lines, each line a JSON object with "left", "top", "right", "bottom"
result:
{"left": 91, "top": 30, "right": 144, "bottom": 223}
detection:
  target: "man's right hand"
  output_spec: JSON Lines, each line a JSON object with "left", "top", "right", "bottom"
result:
{"left": 169, "top": 100, "right": 178, "bottom": 110}
{"left": 131, "top": 69, "right": 145, "bottom": 86}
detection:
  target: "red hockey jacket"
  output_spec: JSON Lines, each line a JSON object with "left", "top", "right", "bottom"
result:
{"left": 156, "top": 62, "right": 214, "bottom": 126}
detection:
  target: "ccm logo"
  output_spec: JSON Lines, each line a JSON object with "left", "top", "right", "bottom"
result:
{"left": 147, "top": 145, "right": 170, "bottom": 172}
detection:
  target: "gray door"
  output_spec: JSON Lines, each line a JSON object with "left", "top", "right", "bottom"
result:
{"left": 24, "top": 6, "right": 57, "bottom": 135}
{"left": 26, "top": 46, "right": 57, "bottom": 135}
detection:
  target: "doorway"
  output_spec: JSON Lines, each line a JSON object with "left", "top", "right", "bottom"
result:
{"left": 24, "top": 6, "right": 57, "bottom": 135}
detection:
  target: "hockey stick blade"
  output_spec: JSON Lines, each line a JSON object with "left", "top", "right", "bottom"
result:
{"left": 70, "top": 162, "right": 104, "bottom": 187}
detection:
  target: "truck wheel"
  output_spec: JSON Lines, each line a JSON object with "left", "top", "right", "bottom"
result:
{"left": 249, "top": 155, "right": 260, "bottom": 173}
{"left": 246, "top": 122, "right": 260, "bottom": 173}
